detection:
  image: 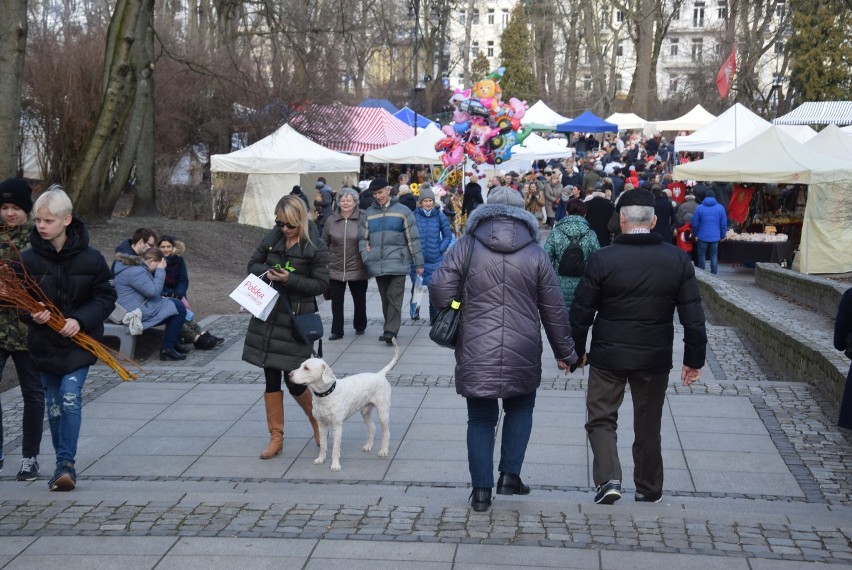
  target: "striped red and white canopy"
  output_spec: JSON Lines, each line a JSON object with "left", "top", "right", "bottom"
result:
{"left": 289, "top": 104, "right": 415, "bottom": 154}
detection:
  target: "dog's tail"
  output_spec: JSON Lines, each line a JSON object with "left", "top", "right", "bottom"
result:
{"left": 379, "top": 337, "right": 401, "bottom": 376}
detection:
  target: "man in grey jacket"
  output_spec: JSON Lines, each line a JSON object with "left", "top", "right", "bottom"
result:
{"left": 359, "top": 178, "right": 424, "bottom": 344}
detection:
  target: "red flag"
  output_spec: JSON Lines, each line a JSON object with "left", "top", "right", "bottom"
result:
{"left": 716, "top": 46, "right": 736, "bottom": 99}
{"left": 728, "top": 184, "right": 754, "bottom": 224}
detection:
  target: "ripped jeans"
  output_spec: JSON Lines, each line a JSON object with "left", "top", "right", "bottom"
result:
{"left": 41, "top": 366, "right": 89, "bottom": 468}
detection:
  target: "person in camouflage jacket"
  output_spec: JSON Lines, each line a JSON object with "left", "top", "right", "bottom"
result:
{"left": 543, "top": 198, "right": 600, "bottom": 310}
{"left": 0, "top": 177, "right": 43, "bottom": 482}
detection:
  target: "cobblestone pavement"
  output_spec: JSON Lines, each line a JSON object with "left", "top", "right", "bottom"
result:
{"left": 1, "top": 311, "right": 851, "bottom": 566}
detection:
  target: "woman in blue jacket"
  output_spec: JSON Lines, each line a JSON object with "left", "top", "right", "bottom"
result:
{"left": 409, "top": 186, "right": 453, "bottom": 324}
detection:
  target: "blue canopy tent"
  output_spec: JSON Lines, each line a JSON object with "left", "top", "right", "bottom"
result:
{"left": 393, "top": 106, "right": 437, "bottom": 129}
{"left": 358, "top": 98, "right": 400, "bottom": 114}
{"left": 555, "top": 110, "right": 618, "bottom": 133}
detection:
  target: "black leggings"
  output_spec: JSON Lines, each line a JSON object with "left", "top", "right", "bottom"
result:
{"left": 264, "top": 368, "right": 307, "bottom": 396}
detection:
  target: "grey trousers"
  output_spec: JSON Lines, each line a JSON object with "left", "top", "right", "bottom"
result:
{"left": 375, "top": 275, "right": 406, "bottom": 336}
{"left": 585, "top": 365, "right": 668, "bottom": 496}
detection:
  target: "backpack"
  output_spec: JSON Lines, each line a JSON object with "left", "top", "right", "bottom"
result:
{"left": 557, "top": 231, "right": 589, "bottom": 277}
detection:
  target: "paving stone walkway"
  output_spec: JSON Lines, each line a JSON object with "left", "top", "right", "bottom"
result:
{"left": 0, "top": 272, "right": 850, "bottom": 568}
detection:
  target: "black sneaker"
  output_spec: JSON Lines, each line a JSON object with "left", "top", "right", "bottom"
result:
{"left": 594, "top": 479, "right": 622, "bottom": 505}
{"left": 635, "top": 491, "right": 663, "bottom": 503}
{"left": 384, "top": 332, "right": 397, "bottom": 345}
{"left": 17, "top": 457, "right": 39, "bottom": 481}
{"left": 194, "top": 332, "right": 218, "bottom": 350}
{"left": 49, "top": 462, "right": 76, "bottom": 492}
{"left": 213, "top": 335, "right": 225, "bottom": 345}
{"left": 378, "top": 331, "right": 392, "bottom": 342}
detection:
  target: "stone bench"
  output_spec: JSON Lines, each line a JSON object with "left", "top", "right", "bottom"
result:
{"left": 103, "top": 322, "right": 137, "bottom": 359}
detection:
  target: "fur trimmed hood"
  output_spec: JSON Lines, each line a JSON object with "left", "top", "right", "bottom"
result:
{"left": 114, "top": 252, "right": 147, "bottom": 269}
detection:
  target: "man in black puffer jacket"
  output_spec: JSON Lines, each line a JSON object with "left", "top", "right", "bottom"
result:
{"left": 18, "top": 186, "right": 116, "bottom": 492}
{"left": 570, "top": 188, "right": 706, "bottom": 506}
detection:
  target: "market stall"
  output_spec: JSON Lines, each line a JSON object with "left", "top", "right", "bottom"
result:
{"left": 673, "top": 126, "right": 852, "bottom": 273}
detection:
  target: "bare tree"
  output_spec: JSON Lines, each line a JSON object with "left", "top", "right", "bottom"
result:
{"left": 0, "top": 0, "right": 28, "bottom": 178}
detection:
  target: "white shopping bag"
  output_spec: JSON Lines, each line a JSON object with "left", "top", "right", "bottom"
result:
{"left": 229, "top": 273, "right": 279, "bottom": 321}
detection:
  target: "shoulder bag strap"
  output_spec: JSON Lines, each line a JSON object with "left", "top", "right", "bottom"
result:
{"left": 451, "top": 238, "right": 477, "bottom": 307}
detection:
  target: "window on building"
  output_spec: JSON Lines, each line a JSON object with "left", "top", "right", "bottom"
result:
{"left": 669, "top": 78, "right": 679, "bottom": 94}
{"left": 472, "top": 8, "right": 479, "bottom": 25}
{"left": 583, "top": 76, "right": 592, "bottom": 91}
{"left": 487, "top": 41, "right": 494, "bottom": 57}
{"left": 776, "top": 0, "right": 785, "bottom": 18}
{"left": 670, "top": 38, "right": 679, "bottom": 57}
{"left": 775, "top": 40, "right": 784, "bottom": 54}
{"left": 459, "top": 9, "right": 465, "bottom": 24}
{"left": 616, "top": 75, "right": 623, "bottom": 92}
{"left": 714, "top": 43, "right": 721, "bottom": 55}
{"left": 616, "top": 10, "right": 623, "bottom": 22}
{"left": 691, "top": 38, "right": 703, "bottom": 61}
{"left": 600, "top": 9, "right": 609, "bottom": 27}
{"left": 502, "top": 8, "right": 509, "bottom": 26}
{"left": 472, "top": 41, "right": 479, "bottom": 59}
{"left": 693, "top": 1, "right": 705, "bottom": 27}
{"left": 672, "top": 5, "right": 680, "bottom": 19}
{"left": 717, "top": 0, "right": 727, "bottom": 19}
{"left": 616, "top": 41, "right": 623, "bottom": 57}
{"left": 487, "top": 8, "right": 494, "bottom": 25}
{"left": 583, "top": 48, "right": 590, "bottom": 65}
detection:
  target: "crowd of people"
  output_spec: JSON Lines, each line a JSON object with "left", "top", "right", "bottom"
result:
{"left": 1, "top": 143, "right": 849, "bottom": 514}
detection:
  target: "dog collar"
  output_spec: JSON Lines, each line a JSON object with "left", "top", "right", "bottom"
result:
{"left": 312, "top": 382, "right": 336, "bottom": 398}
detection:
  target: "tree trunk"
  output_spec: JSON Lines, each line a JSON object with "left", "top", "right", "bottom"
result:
{"left": 462, "top": 0, "right": 475, "bottom": 85}
{"left": 66, "top": 0, "right": 144, "bottom": 219}
{"left": 128, "top": 0, "right": 157, "bottom": 217}
{"left": 0, "top": 0, "right": 28, "bottom": 179}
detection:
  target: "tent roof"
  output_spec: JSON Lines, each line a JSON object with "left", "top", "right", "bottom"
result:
{"left": 358, "top": 98, "right": 400, "bottom": 114}
{"left": 521, "top": 100, "right": 572, "bottom": 131}
{"left": 555, "top": 110, "right": 618, "bottom": 133}
{"left": 674, "top": 103, "right": 769, "bottom": 154}
{"left": 605, "top": 112, "right": 646, "bottom": 130}
{"left": 773, "top": 101, "right": 852, "bottom": 126}
{"left": 510, "top": 133, "right": 572, "bottom": 161}
{"left": 363, "top": 123, "right": 444, "bottom": 164}
{"left": 672, "top": 126, "right": 852, "bottom": 185}
{"left": 210, "top": 123, "right": 359, "bottom": 173}
{"left": 776, "top": 124, "right": 818, "bottom": 143}
{"left": 393, "top": 106, "right": 438, "bottom": 129}
{"left": 843, "top": 125, "right": 852, "bottom": 134}
{"left": 289, "top": 104, "right": 414, "bottom": 154}
{"left": 806, "top": 124, "right": 852, "bottom": 160}
{"left": 655, "top": 104, "right": 716, "bottom": 132}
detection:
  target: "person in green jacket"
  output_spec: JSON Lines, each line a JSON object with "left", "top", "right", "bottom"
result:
{"left": 0, "top": 177, "right": 43, "bottom": 482}
{"left": 543, "top": 198, "right": 600, "bottom": 310}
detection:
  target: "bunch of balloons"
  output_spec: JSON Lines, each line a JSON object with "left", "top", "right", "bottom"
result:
{"left": 434, "top": 68, "right": 533, "bottom": 169}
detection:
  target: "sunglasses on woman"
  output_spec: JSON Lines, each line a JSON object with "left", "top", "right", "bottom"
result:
{"left": 274, "top": 220, "right": 299, "bottom": 229}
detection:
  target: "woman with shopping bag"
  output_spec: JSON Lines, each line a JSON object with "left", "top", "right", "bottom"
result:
{"left": 241, "top": 195, "right": 330, "bottom": 458}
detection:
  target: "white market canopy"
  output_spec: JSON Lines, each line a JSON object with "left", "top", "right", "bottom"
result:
{"left": 774, "top": 101, "right": 852, "bottom": 126}
{"left": 521, "top": 100, "right": 572, "bottom": 131}
{"left": 655, "top": 104, "right": 717, "bottom": 132}
{"left": 606, "top": 112, "right": 647, "bottom": 130}
{"left": 673, "top": 126, "right": 852, "bottom": 274}
{"left": 843, "top": 125, "right": 852, "bottom": 134}
{"left": 211, "top": 123, "right": 358, "bottom": 173}
{"left": 363, "top": 123, "right": 445, "bottom": 164}
{"left": 510, "top": 133, "right": 572, "bottom": 161}
{"left": 210, "top": 123, "right": 359, "bottom": 228}
{"left": 807, "top": 124, "right": 852, "bottom": 160}
{"left": 675, "top": 104, "right": 769, "bottom": 155}
{"left": 776, "top": 124, "right": 818, "bottom": 143}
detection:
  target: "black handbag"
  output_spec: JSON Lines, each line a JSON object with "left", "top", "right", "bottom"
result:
{"left": 282, "top": 294, "right": 323, "bottom": 357}
{"left": 429, "top": 240, "right": 476, "bottom": 348}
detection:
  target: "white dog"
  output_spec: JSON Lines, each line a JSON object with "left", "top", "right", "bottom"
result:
{"left": 289, "top": 339, "right": 399, "bottom": 471}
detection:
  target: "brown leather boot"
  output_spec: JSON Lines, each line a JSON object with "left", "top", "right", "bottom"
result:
{"left": 260, "top": 391, "right": 284, "bottom": 459}
{"left": 294, "top": 390, "right": 321, "bottom": 446}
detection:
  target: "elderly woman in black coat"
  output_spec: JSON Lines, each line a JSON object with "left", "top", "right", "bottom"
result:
{"left": 429, "top": 187, "right": 578, "bottom": 513}
{"left": 242, "top": 195, "right": 329, "bottom": 459}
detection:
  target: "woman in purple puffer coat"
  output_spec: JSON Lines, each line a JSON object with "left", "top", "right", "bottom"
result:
{"left": 429, "top": 187, "right": 578, "bottom": 514}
